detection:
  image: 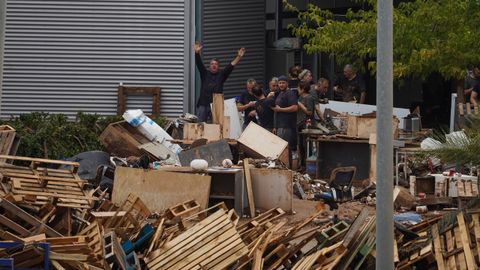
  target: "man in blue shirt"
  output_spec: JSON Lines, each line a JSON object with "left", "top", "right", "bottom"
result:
{"left": 194, "top": 42, "right": 245, "bottom": 122}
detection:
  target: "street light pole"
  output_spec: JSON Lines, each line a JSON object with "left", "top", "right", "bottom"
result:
{"left": 376, "top": 0, "right": 394, "bottom": 269}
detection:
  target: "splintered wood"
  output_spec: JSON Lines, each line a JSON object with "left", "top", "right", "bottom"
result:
{"left": 0, "top": 155, "right": 92, "bottom": 209}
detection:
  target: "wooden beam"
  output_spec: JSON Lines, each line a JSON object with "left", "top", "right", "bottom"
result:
{"left": 432, "top": 224, "right": 446, "bottom": 270}
{"left": 243, "top": 159, "right": 256, "bottom": 218}
{"left": 456, "top": 212, "right": 476, "bottom": 270}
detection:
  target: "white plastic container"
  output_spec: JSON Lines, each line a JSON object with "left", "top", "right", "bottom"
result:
{"left": 123, "top": 109, "right": 182, "bottom": 155}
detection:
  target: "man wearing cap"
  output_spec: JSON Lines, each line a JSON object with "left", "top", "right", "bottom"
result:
{"left": 273, "top": 75, "right": 298, "bottom": 168}
{"left": 194, "top": 42, "right": 245, "bottom": 122}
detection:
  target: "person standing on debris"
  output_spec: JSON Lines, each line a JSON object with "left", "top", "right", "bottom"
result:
{"left": 237, "top": 78, "right": 259, "bottom": 129}
{"left": 296, "top": 81, "right": 315, "bottom": 172}
{"left": 194, "top": 42, "right": 245, "bottom": 122}
{"left": 252, "top": 87, "right": 275, "bottom": 132}
{"left": 311, "top": 78, "right": 329, "bottom": 121}
{"left": 273, "top": 75, "right": 298, "bottom": 168}
{"left": 333, "top": 64, "right": 367, "bottom": 104}
{"left": 465, "top": 66, "right": 480, "bottom": 104}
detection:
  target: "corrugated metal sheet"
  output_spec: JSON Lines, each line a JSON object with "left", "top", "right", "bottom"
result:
{"left": 201, "top": 0, "right": 265, "bottom": 99}
{"left": 2, "top": 0, "right": 193, "bottom": 118}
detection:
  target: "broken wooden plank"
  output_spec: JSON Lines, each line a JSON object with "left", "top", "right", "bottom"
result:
{"left": 454, "top": 226, "right": 467, "bottom": 269}
{"left": 212, "top": 93, "right": 224, "bottom": 126}
{"left": 243, "top": 159, "right": 256, "bottom": 218}
{"left": 444, "top": 229, "right": 457, "bottom": 270}
{"left": 432, "top": 223, "right": 446, "bottom": 270}
{"left": 472, "top": 214, "right": 480, "bottom": 260}
{"left": 456, "top": 212, "right": 476, "bottom": 270}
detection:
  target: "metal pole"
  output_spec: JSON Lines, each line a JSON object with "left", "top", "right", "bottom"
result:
{"left": 376, "top": 0, "right": 394, "bottom": 269}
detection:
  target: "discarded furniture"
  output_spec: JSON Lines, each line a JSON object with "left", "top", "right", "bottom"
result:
{"left": 304, "top": 135, "right": 372, "bottom": 181}
{"left": 112, "top": 167, "right": 212, "bottom": 211}
{"left": 250, "top": 168, "right": 293, "bottom": 213}
{"left": 238, "top": 122, "right": 289, "bottom": 165}
{"left": 346, "top": 115, "right": 399, "bottom": 139}
{"left": 183, "top": 123, "right": 221, "bottom": 142}
{"left": 328, "top": 166, "right": 356, "bottom": 202}
{"left": 208, "top": 168, "right": 246, "bottom": 217}
{"left": 117, "top": 85, "right": 161, "bottom": 117}
{"left": 178, "top": 139, "right": 233, "bottom": 166}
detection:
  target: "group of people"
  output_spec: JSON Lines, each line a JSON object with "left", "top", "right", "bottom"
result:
{"left": 194, "top": 43, "right": 367, "bottom": 170}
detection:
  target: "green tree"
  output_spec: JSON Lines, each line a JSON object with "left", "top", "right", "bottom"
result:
{"left": 286, "top": 0, "right": 480, "bottom": 79}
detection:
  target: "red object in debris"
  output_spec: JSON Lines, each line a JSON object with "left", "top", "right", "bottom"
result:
{"left": 449, "top": 169, "right": 454, "bottom": 176}
{"left": 417, "top": 192, "right": 426, "bottom": 199}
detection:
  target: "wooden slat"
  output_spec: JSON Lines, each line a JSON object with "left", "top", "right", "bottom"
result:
{"left": 432, "top": 224, "right": 446, "bottom": 270}
{"left": 147, "top": 209, "right": 247, "bottom": 270}
{"left": 445, "top": 230, "right": 457, "bottom": 270}
{"left": 146, "top": 210, "right": 226, "bottom": 266}
{"left": 456, "top": 212, "right": 476, "bottom": 270}
{"left": 243, "top": 158, "right": 256, "bottom": 218}
{"left": 454, "top": 226, "right": 467, "bottom": 270}
{"left": 472, "top": 214, "right": 480, "bottom": 260}
{"left": 150, "top": 220, "right": 231, "bottom": 269}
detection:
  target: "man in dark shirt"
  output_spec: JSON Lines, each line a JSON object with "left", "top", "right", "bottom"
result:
{"left": 310, "top": 78, "right": 329, "bottom": 120}
{"left": 194, "top": 42, "right": 245, "bottom": 122}
{"left": 465, "top": 66, "right": 480, "bottom": 102}
{"left": 297, "top": 81, "right": 315, "bottom": 171}
{"left": 252, "top": 87, "right": 275, "bottom": 132}
{"left": 264, "top": 77, "right": 279, "bottom": 96}
{"left": 471, "top": 83, "right": 480, "bottom": 108}
{"left": 237, "top": 78, "right": 258, "bottom": 129}
{"left": 273, "top": 75, "right": 298, "bottom": 168}
{"left": 333, "top": 64, "right": 367, "bottom": 103}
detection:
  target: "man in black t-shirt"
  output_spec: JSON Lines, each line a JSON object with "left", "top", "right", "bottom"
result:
{"left": 465, "top": 66, "right": 480, "bottom": 102}
{"left": 273, "top": 75, "right": 298, "bottom": 168}
{"left": 252, "top": 87, "right": 275, "bottom": 132}
{"left": 237, "top": 79, "right": 258, "bottom": 129}
{"left": 471, "top": 83, "right": 480, "bottom": 108}
{"left": 194, "top": 42, "right": 245, "bottom": 122}
{"left": 333, "top": 64, "right": 367, "bottom": 103}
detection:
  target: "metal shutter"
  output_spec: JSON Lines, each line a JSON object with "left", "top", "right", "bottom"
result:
{"left": 201, "top": 0, "right": 265, "bottom": 99}
{"left": 2, "top": 0, "right": 194, "bottom": 118}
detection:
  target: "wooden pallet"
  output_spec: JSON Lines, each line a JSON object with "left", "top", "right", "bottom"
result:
{"left": 0, "top": 198, "right": 63, "bottom": 238}
{"left": 0, "top": 126, "right": 16, "bottom": 162}
{"left": 0, "top": 156, "right": 92, "bottom": 208}
{"left": 165, "top": 199, "right": 200, "bottom": 220}
{"left": 292, "top": 241, "right": 345, "bottom": 270}
{"left": 103, "top": 193, "right": 150, "bottom": 233}
{"left": 79, "top": 221, "right": 105, "bottom": 268}
{"left": 237, "top": 208, "right": 286, "bottom": 240}
{"left": 145, "top": 209, "right": 248, "bottom": 270}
